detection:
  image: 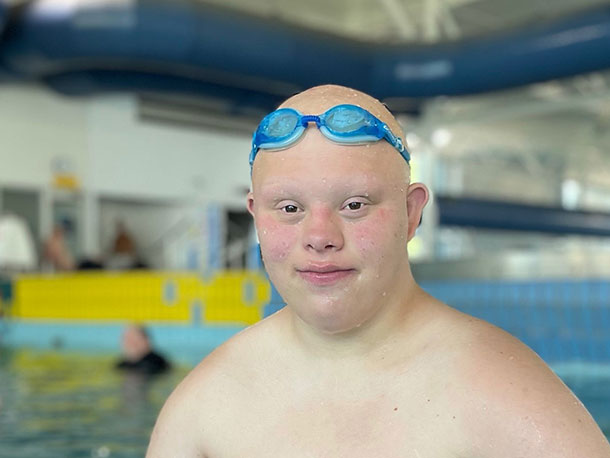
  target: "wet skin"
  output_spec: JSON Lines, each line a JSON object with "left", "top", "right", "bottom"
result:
{"left": 147, "top": 85, "right": 610, "bottom": 458}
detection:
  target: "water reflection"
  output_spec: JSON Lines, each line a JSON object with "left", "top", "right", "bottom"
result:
{"left": 0, "top": 347, "right": 189, "bottom": 458}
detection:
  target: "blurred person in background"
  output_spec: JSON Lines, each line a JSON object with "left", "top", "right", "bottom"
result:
{"left": 42, "top": 223, "right": 75, "bottom": 271}
{"left": 116, "top": 324, "right": 170, "bottom": 375}
{"left": 113, "top": 220, "right": 136, "bottom": 255}
{"left": 106, "top": 220, "right": 148, "bottom": 270}
{"left": 148, "top": 85, "right": 610, "bottom": 457}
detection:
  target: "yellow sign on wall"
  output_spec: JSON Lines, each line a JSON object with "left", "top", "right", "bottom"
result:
{"left": 12, "top": 271, "right": 271, "bottom": 325}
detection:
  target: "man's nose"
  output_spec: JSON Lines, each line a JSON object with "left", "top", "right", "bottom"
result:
{"left": 302, "top": 207, "right": 344, "bottom": 253}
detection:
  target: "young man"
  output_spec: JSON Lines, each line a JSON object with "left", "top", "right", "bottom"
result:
{"left": 148, "top": 85, "right": 610, "bottom": 457}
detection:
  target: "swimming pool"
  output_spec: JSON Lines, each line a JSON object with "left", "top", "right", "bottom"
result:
{"left": 0, "top": 349, "right": 608, "bottom": 457}
{"left": 0, "top": 348, "right": 189, "bottom": 458}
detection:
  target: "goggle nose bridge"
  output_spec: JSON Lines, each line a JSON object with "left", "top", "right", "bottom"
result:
{"left": 299, "top": 114, "right": 322, "bottom": 128}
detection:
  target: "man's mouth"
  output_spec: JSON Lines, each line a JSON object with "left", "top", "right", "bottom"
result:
{"left": 296, "top": 264, "right": 356, "bottom": 286}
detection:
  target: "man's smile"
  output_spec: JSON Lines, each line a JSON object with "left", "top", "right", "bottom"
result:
{"left": 296, "top": 264, "right": 357, "bottom": 286}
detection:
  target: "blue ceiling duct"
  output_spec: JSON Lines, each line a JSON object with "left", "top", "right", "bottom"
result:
{"left": 0, "top": 0, "right": 11, "bottom": 81}
{"left": 1, "top": 0, "right": 610, "bottom": 109}
{"left": 0, "top": 1, "right": 6, "bottom": 33}
{"left": 437, "top": 196, "right": 610, "bottom": 237}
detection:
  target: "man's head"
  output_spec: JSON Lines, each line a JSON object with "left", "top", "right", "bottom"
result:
{"left": 248, "top": 85, "right": 428, "bottom": 335}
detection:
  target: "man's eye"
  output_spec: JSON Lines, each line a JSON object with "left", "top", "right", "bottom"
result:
{"left": 346, "top": 202, "right": 363, "bottom": 211}
{"left": 283, "top": 205, "right": 299, "bottom": 213}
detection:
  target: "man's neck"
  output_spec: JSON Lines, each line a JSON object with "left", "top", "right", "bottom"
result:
{"left": 286, "top": 280, "right": 430, "bottom": 366}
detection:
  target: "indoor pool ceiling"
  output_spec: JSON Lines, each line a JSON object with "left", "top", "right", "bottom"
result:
{"left": 2, "top": 0, "right": 610, "bottom": 103}
{"left": 2, "top": 0, "right": 610, "bottom": 176}
{"left": 191, "top": 0, "right": 610, "bottom": 165}
{"left": 194, "top": 0, "right": 610, "bottom": 44}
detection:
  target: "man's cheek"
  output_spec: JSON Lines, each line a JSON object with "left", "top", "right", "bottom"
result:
{"left": 257, "top": 218, "right": 297, "bottom": 262}
{"left": 351, "top": 209, "right": 397, "bottom": 254}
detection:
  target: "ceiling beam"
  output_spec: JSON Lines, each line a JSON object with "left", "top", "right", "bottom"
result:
{"left": 378, "top": 0, "right": 418, "bottom": 40}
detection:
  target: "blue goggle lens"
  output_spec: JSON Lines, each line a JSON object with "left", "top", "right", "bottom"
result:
{"left": 325, "top": 107, "right": 368, "bottom": 133}
{"left": 263, "top": 109, "right": 299, "bottom": 138}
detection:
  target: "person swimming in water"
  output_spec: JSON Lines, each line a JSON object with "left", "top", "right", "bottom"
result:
{"left": 147, "top": 85, "right": 610, "bottom": 457}
{"left": 116, "top": 324, "right": 170, "bottom": 375}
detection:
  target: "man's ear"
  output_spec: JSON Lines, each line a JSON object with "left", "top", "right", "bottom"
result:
{"left": 406, "top": 183, "right": 429, "bottom": 242}
{"left": 247, "top": 191, "right": 255, "bottom": 218}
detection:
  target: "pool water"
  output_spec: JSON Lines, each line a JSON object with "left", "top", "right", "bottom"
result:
{"left": 555, "top": 363, "right": 610, "bottom": 439}
{"left": 0, "top": 348, "right": 190, "bottom": 458}
{"left": 0, "top": 349, "right": 608, "bottom": 457}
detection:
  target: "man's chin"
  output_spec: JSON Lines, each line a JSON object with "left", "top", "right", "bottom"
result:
{"left": 295, "top": 300, "right": 368, "bottom": 334}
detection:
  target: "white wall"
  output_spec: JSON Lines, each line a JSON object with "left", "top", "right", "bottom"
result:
{"left": 0, "top": 85, "right": 88, "bottom": 188}
{"left": 0, "top": 83, "right": 253, "bottom": 263}
{"left": 86, "top": 96, "right": 251, "bottom": 204}
{"left": 0, "top": 84, "right": 252, "bottom": 202}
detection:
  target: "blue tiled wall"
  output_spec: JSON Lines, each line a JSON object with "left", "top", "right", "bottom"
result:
{"left": 421, "top": 280, "right": 610, "bottom": 363}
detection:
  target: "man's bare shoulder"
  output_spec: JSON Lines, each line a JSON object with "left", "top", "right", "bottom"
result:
{"left": 170, "top": 308, "right": 286, "bottom": 400}
{"left": 146, "top": 311, "right": 286, "bottom": 458}
{"left": 432, "top": 306, "right": 610, "bottom": 457}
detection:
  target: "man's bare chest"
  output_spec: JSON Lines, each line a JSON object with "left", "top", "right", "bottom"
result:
{"left": 205, "top": 391, "right": 462, "bottom": 458}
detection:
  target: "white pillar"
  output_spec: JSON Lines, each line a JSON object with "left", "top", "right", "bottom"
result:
{"left": 81, "top": 191, "right": 100, "bottom": 259}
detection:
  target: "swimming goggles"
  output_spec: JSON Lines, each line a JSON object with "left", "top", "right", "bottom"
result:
{"left": 249, "top": 104, "right": 410, "bottom": 166}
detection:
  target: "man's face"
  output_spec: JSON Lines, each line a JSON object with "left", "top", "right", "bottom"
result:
{"left": 248, "top": 89, "right": 427, "bottom": 335}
